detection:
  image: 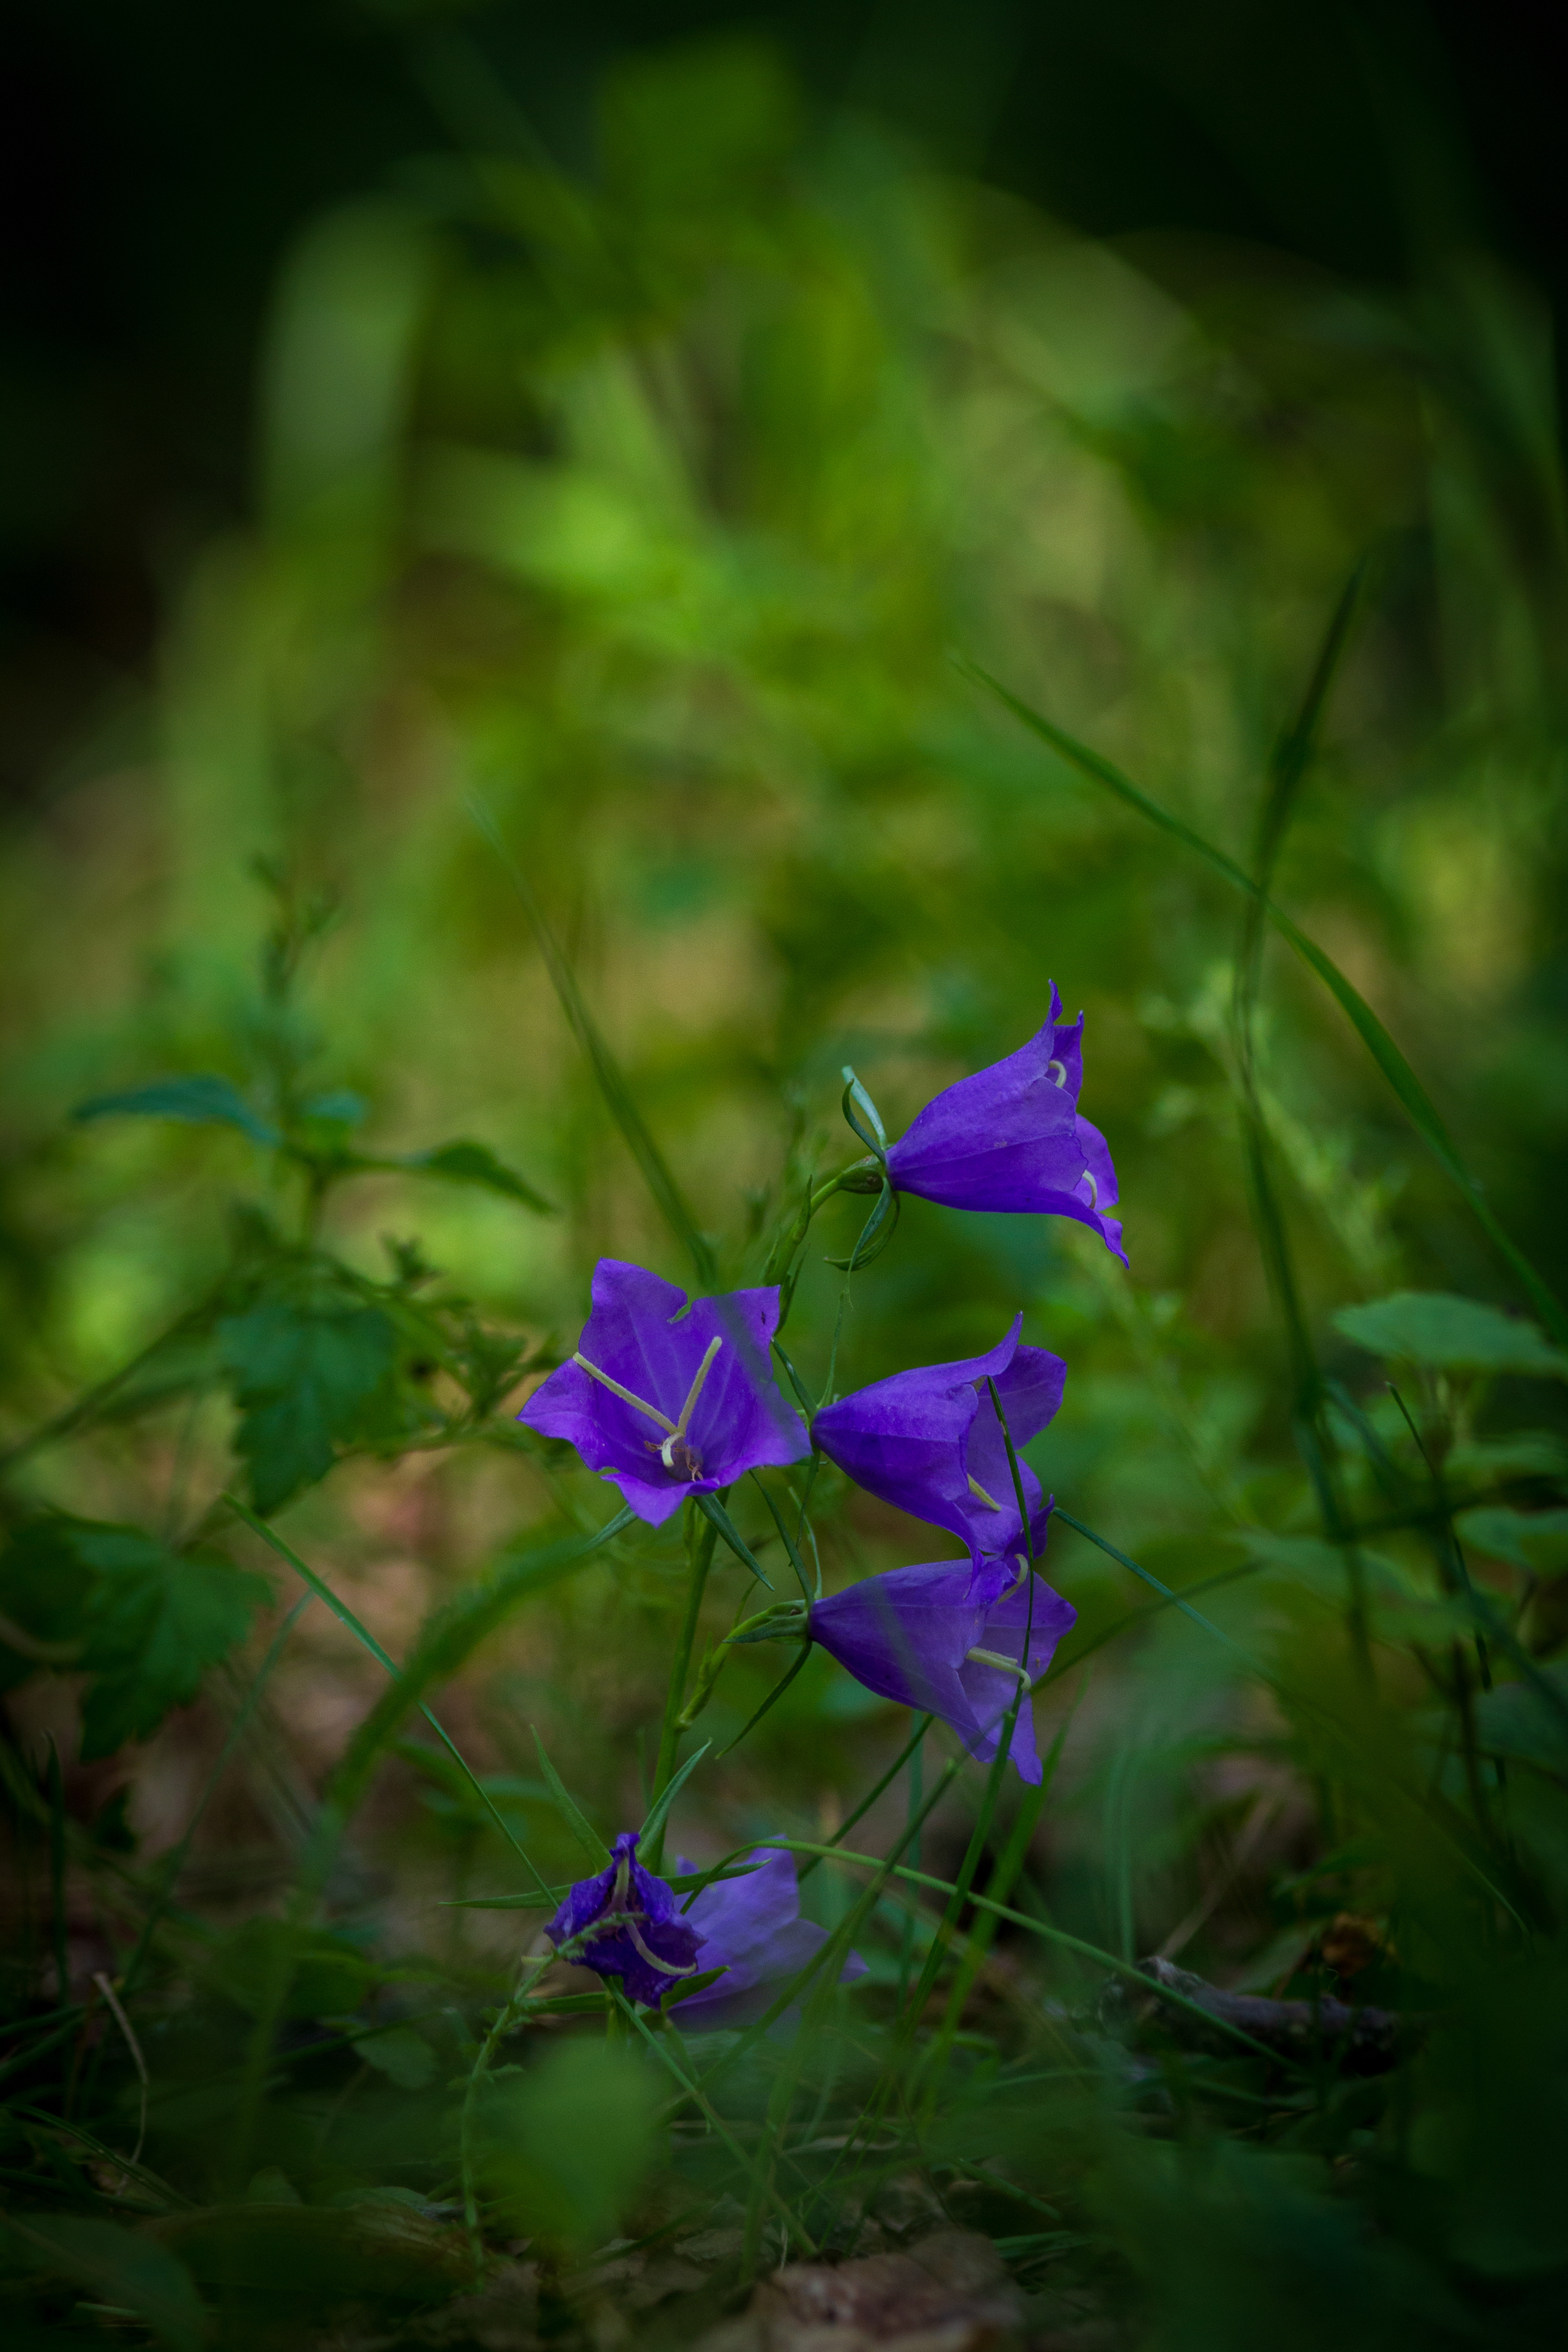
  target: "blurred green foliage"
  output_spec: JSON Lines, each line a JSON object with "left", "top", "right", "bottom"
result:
{"left": 2, "top": 27, "right": 1566, "bottom": 2351}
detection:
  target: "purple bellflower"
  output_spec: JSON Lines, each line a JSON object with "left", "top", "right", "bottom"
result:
{"left": 808, "top": 1553, "right": 1076, "bottom": 1785}
{"left": 544, "top": 1831, "right": 706, "bottom": 2007}
{"left": 519, "top": 1258, "right": 810, "bottom": 1526}
{"left": 813, "top": 1314, "right": 1064, "bottom": 1573}
{"left": 670, "top": 1847, "right": 867, "bottom": 2030}
{"left": 883, "top": 986, "right": 1125, "bottom": 1262}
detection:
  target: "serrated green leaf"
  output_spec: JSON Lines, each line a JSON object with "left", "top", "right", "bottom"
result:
{"left": 531, "top": 1726, "right": 610, "bottom": 1867}
{"left": 67, "top": 1522, "right": 270, "bottom": 1759}
{"left": 1333, "top": 1292, "right": 1568, "bottom": 1378}
{"left": 0, "top": 1519, "right": 95, "bottom": 1689}
{"left": 400, "top": 1138, "right": 554, "bottom": 1213}
{"left": 73, "top": 1073, "right": 279, "bottom": 1148}
{"left": 219, "top": 1296, "right": 398, "bottom": 1511}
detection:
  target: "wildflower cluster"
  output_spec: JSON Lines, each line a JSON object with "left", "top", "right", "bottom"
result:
{"left": 521, "top": 999, "right": 1119, "bottom": 2006}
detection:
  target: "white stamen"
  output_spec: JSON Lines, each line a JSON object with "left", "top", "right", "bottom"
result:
{"left": 965, "top": 1646, "right": 1032, "bottom": 1685}
{"left": 573, "top": 1353, "right": 676, "bottom": 1433}
{"left": 658, "top": 1336, "right": 723, "bottom": 1471}
{"left": 1047, "top": 1059, "right": 1067, "bottom": 1088}
{"left": 1082, "top": 1171, "right": 1099, "bottom": 1210}
{"left": 967, "top": 1475, "right": 1007, "bottom": 1512}
{"left": 624, "top": 1918, "right": 702, "bottom": 1976}
{"left": 674, "top": 1338, "right": 722, "bottom": 1438}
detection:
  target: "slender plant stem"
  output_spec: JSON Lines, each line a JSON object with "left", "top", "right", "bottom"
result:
{"left": 647, "top": 1507, "right": 718, "bottom": 1870}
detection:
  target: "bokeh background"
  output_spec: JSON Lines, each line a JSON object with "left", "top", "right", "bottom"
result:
{"left": 3, "top": 5, "right": 1567, "bottom": 2328}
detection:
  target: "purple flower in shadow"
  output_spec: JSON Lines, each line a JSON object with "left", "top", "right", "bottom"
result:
{"left": 519, "top": 1259, "right": 810, "bottom": 1525}
{"left": 544, "top": 1831, "right": 706, "bottom": 2008}
{"left": 669, "top": 1847, "right": 867, "bottom": 2030}
{"left": 808, "top": 1554, "right": 1076, "bottom": 1785}
{"left": 883, "top": 985, "right": 1125, "bottom": 1261}
{"left": 813, "top": 1314, "right": 1065, "bottom": 1573}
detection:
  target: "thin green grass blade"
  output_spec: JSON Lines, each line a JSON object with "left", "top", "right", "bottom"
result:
{"left": 223, "top": 1494, "right": 619, "bottom": 1894}
{"left": 750, "top": 1472, "right": 813, "bottom": 1600}
{"left": 45, "top": 1736, "right": 67, "bottom": 2009}
{"left": 119, "top": 1592, "right": 313, "bottom": 2001}
{"left": 965, "top": 660, "right": 1568, "bottom": 1345}
{"left": 467, "top": 796, "right": 716, "bottom": 1285}
{"left": 717, "top": 1642, "right": 812, "bottom": 1756}
{"left": 795, "top": 1715, "right": 933, "bottom": 1880}
{"left": 531, "top": 1725, "right": 611, "bottom": 1868}
{"left": 694, "top": 1490, "right": 774, "bottom": 1587}
{"left": 607, "top": 1985, "right": 812, "bottom": 2252}
{"left": 762, "top": 1841, "right": 1297, "bottom": 2071}
{"left": 639, "top": 1739, "right": 710, "bottom": 1852}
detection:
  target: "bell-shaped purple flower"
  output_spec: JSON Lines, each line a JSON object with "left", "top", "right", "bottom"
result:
{"left": 669, "top": 1847, "right": 867, "bottom": 2030}
{"left": 883, "top": 986, "right": 1125, "bottom": 1262}
{"left": 808, "top": 1555, "right": 1076, "bottom": 1785}
{"left": 520, "top": 1259, "right": 810, "bottom": 1525}
{"left": 813, "top": 1315, "right": 1064, "bottom": 1571}
{"left": 544, "top": 1831, "right": 707, "bottom": 2007}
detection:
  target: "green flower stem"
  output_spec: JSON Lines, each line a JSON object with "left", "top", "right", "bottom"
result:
{"left": 763, "top": 1157, "right": 880, "bottom": 1308}
{"left": 460, "top": 1955, "right": 553, "bottom": 2274}
{"left": 646, "top": 1506, "right": 719, "bottom": 1871}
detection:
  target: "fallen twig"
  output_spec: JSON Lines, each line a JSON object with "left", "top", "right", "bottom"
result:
{"left": 1121, "top": 1955, "right": 1413, "bottom": 2075}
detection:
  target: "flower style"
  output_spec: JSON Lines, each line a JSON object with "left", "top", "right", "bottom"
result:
{"left": 813, "top": 1314, "right": 1064, "bottom": 1572}
{"left": 519, "top": 1259, "right": 810, "bottom": 1525}
{"left": 808, "top": 1554, "right": 1076, "bottom": 1784}
{"left": 669, "top": 1846, "right": 867, "bottom": 2030}
{"left": 544, "top": 1831, "right": 706, "bottom": 2007}
{"left": 883, "top": 985, "right": 1125, "bottom": 1261}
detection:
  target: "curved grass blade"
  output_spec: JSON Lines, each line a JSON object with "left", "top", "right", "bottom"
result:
{"left": 638, "top": 1738, "right": 711, "bottom": 1851}
{"left": 225, "top": 1494, "right": 631, "bottom": 1889}
{"left": 694, "top": 1489, "right": 774, "bottom": 1588}
{"left": 467, "top": 795, "right": 716, "bottom": 1285}
{"left": 531, "top": 1725, "right": 611, "bottom": 1869}
{"left": 760, "top": 1841, "right": 1294, "bottom": 2070}
{"left": 964, "top": 659, "right": 1568, "bottom": 1346}
{"left": 717, "top": 1641, "right": 812, "bottom": 1756}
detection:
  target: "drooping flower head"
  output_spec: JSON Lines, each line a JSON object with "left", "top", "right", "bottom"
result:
{"left": 884, "top": 986, "right": 1125, "bottom": 1262}
{"left": 544, "top": 1831, "right": 707, "bottom": 2007}
{"left": 520, "top": 1259, "right": 810, "bottom": 1525}
{"left": 808, "top": 1553, "right": 1076, "bottom": 1785}
{"left": 670, "top": 1847, "right": 867, "bottom": 2030}
{"left": 814, "top": 1314, "right": 1064, "bottom": 1573}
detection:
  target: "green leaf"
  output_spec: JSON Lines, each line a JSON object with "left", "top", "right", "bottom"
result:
{"left": 1473, "top": 1668, "right": 1568, "bottom": 1772}
{"left": 473, "top": 2040, "right": 658, "bottom": 2252}
{"left": 73, "top": 1073, "right": 279, "bottom": 1148}
{"left": 399, "top": 1138, "right": 554, "bottom": 1214}
{"left": 220, "top": 1296, "right": 399, "bottom": 1511}
{"left": 1332, "top": 1292, "right": 1568, "bottom": 1378}
{"left": 0, "top": 1518, "right": 95, "bottom": 1689}
{"left": 1456, "top": 1507, "right": 1568, "bottom": 1575}
{"left": 531, "top": 1726, "right": 610, "bottom": 1867}
{"left": 5, "top": 2216, "right": 204, "bottom": 2351}
{"left": 354, "top": 2024, "right": 437, "bottom": 2089}
{"left": 0, "top": 1517, "right": 267, "bottom": 1759}
{"left": 211, "top": 1919, "right": 371, "bottom": 2019}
